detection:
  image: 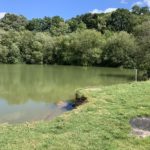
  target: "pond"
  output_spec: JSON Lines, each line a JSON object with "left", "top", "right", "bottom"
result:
{"left": 0, "top": 65, "right": 134, "bottom": 124}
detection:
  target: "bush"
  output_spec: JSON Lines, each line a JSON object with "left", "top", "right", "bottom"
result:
{"left": 102, "top": 31, "right": 138, "bottom": 68}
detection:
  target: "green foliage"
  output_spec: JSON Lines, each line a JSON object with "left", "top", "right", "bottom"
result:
{"left": 67, "top": 19, "right": 87, "bottom": 32}
{"left": 7, "top": 43, "right": 20, "bottom": 64}
{"left": 132, "top": 5, "right": 141, "bottom": 15}
{"left": 26, "top": 18, "right": 45, "bottom": 31}
{"left": 132, "top": 5, "right": 150, "bottom": 16}
{"left": 74, "top": 13, "right": 109, "bottom": 33}
{"left": 50, "top": 22, "right": 70, "bottom": 36}
{"left": 34, "top": 32, "right": 55, "bottom": 64}
{"left": 26, "top": 16, "right": 70, "bottom": 35}
{"left": 107, "top": 9, "right": 134, "bottom": 32}
{"left": 102, "top": 32, "right": 137, "bottom": 67}
{"left": 80, "top": 13, "right": 102, "bottom": 29}
{"left": 0, "top": 13, "right": 28, "bottom": 31}
{"left": 140, "top": 6, "right": 150, "bottom": 15}
{"left": 133, "top": 21, "right": 150, "bottom": 77}
{"left": 0, "top": 8, "right": 149, "bottom": 71}
{"left": 0, "top": 45, "right": 8, "bottom": 63}
{"left": 0, "top": 30, "right": 21, "bottom": 63}
{"left": 19, "top": 31, "right": 34, "bottom": 63}
{"left": 50, "top": 30, "right": 105, "bottom": 66}
{"left": 68, "top": 30, "right": 105, "bottom": 66}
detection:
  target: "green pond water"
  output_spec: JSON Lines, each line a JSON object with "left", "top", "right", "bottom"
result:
{"left": 0, "top": 65, "right": 134, "bottom": 124}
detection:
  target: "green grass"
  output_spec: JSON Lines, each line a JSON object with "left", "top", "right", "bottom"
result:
{"left": 1, "top": 81, "right": 150, "bottom": 150}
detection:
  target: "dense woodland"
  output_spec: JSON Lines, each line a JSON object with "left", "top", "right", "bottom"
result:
{"left": 0, "top": 5, "right": 150, "bottom": 77}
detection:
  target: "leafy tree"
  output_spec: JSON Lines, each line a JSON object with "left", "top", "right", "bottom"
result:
{"left": 0, "top": 45, "right": 8, "bottom": 63}
{"left": 77, "top": 13, "right": 109, "bottom": 32}
{"left": 30, "top": 51, "right": 43, "bottom": 64}
{"left": 60, "top": 30, "right": 105, "bottom": 66}
{"left": 0, "top": 30, "right": 21, "bottom": 63}
{"left": 107, "top": 9, "right": 134, "bottom": 32}
{"left": 50, "top": 22, "right": 70, "bottom": 36}
{"left": 30, "top": 41, "right": 43, "bottom": 64}
{"left": 43, "top": 36, "right": 55, "bottom": 64}
{"left": 44, "top": 30, "right": 106, "bottom": 66}
{"left": 102, "top": 31, "right": 138, "bottom": 67}
{"left": 0, "top": 13, "right": 28, "bottom": 31}
{"left": 7, "top": 43, "right": 20, "bottom": 64}
{"left": 0, "top": 11, "right": 149, "bottom": 69}
{"left": 26, "top": 18, "right": 44, "bottom": 31}
{"left": 20, "top": 32, "right": 47, "bottom": 64}
{"left": 132, "top": 5, "right": 141, "bottom": 15}
{"left": 133, "top": 21, "right": 150, "bottom": 78}
{"left": 26, "top": 17, "right": 52, "bottom": 31}
{"left": 80, "top": 13, "right": 99, "bottom": 29}
{"left": 32, "top": 32, "right": 55, "bottom": 64}
{"left": 19, "top": 31, "right": 34, "bottom": 63}
{"left": 67, "top": 19, "right": 87, "bottom": 32}
{"left": 50, "top": 35, "right": 74, "bottom": 65}
{"left": 41, "top": 17, "right": 52, "bottom": 31}
{"left": 0, "top": 30, "right": 21, "bottom": 46}
{"left": 140, "top": 6, "right": 150, "bottom": 15}
{"left": 51, "top": 16, "right": 64, "bottom": 27}
{"left": 132, "top": 5, "right": 150, "bottom": 15}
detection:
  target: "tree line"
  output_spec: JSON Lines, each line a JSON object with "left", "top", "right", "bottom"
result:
{"left": 0, "top": 5, "right": 150, "bottom": 78}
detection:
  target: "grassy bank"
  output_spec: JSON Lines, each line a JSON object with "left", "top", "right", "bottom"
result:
{"left": 0, "top": 82, "right": 150, "bottom": 150}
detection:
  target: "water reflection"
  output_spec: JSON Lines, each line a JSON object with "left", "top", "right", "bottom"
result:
{"left": 0, "top": 99, "right": 67, "bottom": 124}
{"left": 0, "top": 65, "right": 134, "bottom": 123}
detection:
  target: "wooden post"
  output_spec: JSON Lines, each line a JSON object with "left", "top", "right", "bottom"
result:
{"left": 135, "top": 69, "right": 138, "bottom": 82}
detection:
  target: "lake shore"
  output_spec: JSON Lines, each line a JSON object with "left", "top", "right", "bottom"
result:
{"left": 0, "top": 65, "right": 134, "bottom": 124}
{"left": 0, "top": 81, "right": 150, "bottom": 149}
